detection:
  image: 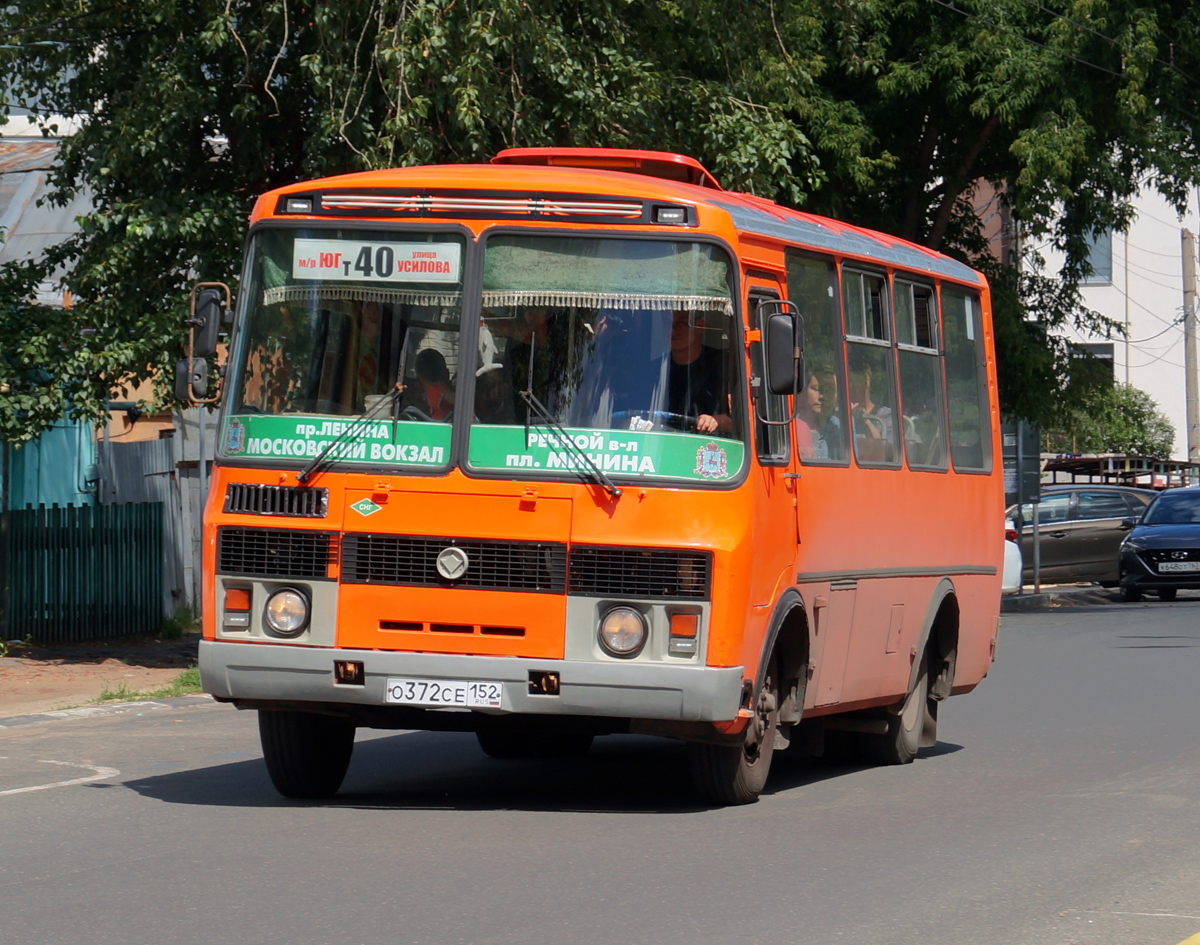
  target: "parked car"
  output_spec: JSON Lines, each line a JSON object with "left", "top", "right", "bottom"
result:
{"left": 1007, "top": 484, "right": 1157, "bottom": 585}
{"left": 1118, "top": 486, "right": 1200, "bottom": 601}
{"left": 1002, "top": 519, "right": 1022, "bottom": 594}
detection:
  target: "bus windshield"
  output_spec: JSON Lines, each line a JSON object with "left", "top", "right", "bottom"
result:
{"left": 468, "top": 235, "right": 746, "bottom": 484}
{"left": 221, "top": 227, "right": 466, "bottom": 469}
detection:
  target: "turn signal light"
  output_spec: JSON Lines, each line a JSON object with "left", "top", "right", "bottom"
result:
{"left": 223, "top": 587, "right": 252, "bottom": 629}
{"left": 669, "top": 612, "right": 699, "bottom": 656}
{"left": 225, "top": 588, "right": 251, "bottom": 611}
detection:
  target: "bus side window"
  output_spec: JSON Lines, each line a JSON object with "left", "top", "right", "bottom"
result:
{"left": 942, "top": 287, "right": 992, "bottom": 472}
{"left": 843, "top": 268, "right": 899, "bottom": 467}
{"left": 895, "top": 279, "right": 948, "bottom": 470}
{"left": 786, "top": 251, "right": 846, "bottom": 465}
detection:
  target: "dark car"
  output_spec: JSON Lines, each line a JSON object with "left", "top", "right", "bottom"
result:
{"left": 1007, "top": 485, "right": 1157, "bottom": 585}
{"left": 1118, "top": 487, "right": 1200, "bottom": 601}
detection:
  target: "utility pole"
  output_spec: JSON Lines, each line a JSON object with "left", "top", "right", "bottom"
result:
{"left": 1124, "top": 228, "right": 1131, "bottom": 385}
{"left": 1184, "top": 228, "right": 1199, "bottom": 468}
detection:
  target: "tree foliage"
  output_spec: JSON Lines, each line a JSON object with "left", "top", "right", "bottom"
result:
{"left": 1, "top": 0, "right": 1198, "bottom": 438}
{"left": 1045, "top": 382, "right": 1175, "bottom": 458}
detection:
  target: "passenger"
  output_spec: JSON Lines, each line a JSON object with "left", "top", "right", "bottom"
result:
{"left": 814, "top": 364, "right": 845, "bottom": 460}
{"left": 666, "top": 309, "right": 731, "bottom": 435}
{"left": 402, "top": 348, "right": 454, "bottom": 421}
{"left": 848, "top": 359, "right": 892, "bottom": 439}
{"left": 474, "top": 363, "right": 514, "bottom": 424}
{"left": 794, "top": 372, "right": 828, "bottom": 460}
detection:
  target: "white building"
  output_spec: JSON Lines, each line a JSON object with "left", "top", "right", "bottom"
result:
{"left": 1041, "top": 188, "right": 1200, "bottom": 461}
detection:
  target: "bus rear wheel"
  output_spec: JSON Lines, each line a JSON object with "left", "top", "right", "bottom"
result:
{"left": 858, "top": 654, "right": 929, "bottom": 766}
{"left": 258, "top": 710, "right": 356, "bottom": 799}
{"left": 688, "top": 657, "right": 780, "bottom": 805}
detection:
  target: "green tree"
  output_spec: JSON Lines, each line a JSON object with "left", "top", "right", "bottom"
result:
{"left": 1, "top": 1, "right": 1198, "bottom": 437}
{"left": 1045, "top": 382, "right": 1175, "bottom": 457}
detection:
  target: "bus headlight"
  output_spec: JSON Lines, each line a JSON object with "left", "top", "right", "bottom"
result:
{"left": 598, "top": 606, "right": 647, "bottom": 657}
{"left": 264, "top": 588, "right": 309, "bottom": 636}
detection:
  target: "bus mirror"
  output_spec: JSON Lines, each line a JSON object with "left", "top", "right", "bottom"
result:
{"left": 189, "top": 288, "right": 224, "bottom": 359}
{"left": 765, "top": 312, "right": 803, "bottom": 395}
{"left": 175, "top": 358, "right": 208, "bottom": 402}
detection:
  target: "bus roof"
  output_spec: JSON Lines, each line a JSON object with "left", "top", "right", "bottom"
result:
{"left": 254, "top": 150, "right": 982, "bottom": 285}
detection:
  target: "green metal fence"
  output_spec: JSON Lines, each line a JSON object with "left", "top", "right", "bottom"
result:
{"left": 0, "top": 502, "right": 164, "bottom": 644}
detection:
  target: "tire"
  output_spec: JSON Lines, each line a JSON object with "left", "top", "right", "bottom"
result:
{"left": 688, "top": 656, "right": 780, "bottom": 805}
{"left": 476, "top": 729, "right": 593, "bottom": 759}
{"left": 1120, "top": 585, "right": 1142, "bottom": 602}
{"left": 1158, "top": 587, "right": 1178, "bottom": 601}
{"left": 258, "top": 710, "right": 355, "bottom": 799}
{"left": 858, "top": 653, "right": 929, "bottom": 766}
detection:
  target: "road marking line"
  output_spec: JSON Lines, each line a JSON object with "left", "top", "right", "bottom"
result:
{"left": 0, "top": 760, "right": 120, "bottom": 797}
{"left": 1174, "top": 933, "right": 1200, "bottom": 945}
{"left": 1102, "top": 912, "right": 1200, "bottom": 920}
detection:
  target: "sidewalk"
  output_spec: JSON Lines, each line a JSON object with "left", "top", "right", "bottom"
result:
{"left": 0, "top": 635, "right": 199, "bottom": 720}
{"left": 1001, "top": 584, "right": 1120, "bottom": 613}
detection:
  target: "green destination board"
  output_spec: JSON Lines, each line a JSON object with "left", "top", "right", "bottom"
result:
{"left": 220, "top": 414, "right": 452, "bottom": 466}
{"left": 468, "top": 425, "right": 744, "bottom": 483}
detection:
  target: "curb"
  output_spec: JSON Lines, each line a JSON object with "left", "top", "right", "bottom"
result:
{"left": 1001, "top": 586, "right": 1117, "bottom": 613}
{"left": 0, "top": 694, "right": 219, "bottom": 729}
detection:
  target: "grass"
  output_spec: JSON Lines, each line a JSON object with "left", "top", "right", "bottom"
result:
{"left": 94, "top": 665, "right": 203, "bottom": 704}
{"left": 161, "top": 604, "right": 201, "bottom": 640}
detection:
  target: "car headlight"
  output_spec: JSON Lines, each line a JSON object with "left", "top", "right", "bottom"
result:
{"left": 598, "top": 606, "right": 648, "bottom": 657}
{"left": 264, "top": 588, "right": 309, "bottom": 636}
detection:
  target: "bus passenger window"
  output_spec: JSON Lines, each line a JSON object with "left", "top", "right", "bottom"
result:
{"left": 895, "top": 280, "right": 947, "bottom": 470}
{"left": 847, "top": 342, "right": 899, "bottom": 465}
{"left": 786, "top": 251, "right": 846, "bottom": 464}
{"left": 942, "top": 287, "right": 992, "bottom": 472}
{"left": 844, "top": 267, "right": 898, "bottom": 467}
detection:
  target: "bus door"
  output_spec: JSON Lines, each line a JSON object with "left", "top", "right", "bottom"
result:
{"left": 745, "top": 279, "right": 798, "bottom": 608}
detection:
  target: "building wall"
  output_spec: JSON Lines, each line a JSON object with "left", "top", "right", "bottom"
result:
{"left": 1, "top": 421, "right": 97, "bottom": 509}
{"left": 1041, "top": 188, "right": 1200, "bottom": 461}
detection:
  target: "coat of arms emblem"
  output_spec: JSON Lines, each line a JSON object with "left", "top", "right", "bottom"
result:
{"left": 225, "top": 419, "right": 246, "bottom": 454}
{"left": 694, "top": 441, "right": 728, "bottom": 479}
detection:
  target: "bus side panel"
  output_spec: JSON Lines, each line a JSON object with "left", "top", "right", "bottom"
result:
{"left": 794, "top": 459, "right": 1001, "bottom": 707}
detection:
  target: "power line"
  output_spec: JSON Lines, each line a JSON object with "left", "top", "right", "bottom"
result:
{"left": 931, "top": 0, "right": 1124, "bottom": 78}
{"left": 1015, "top": 0, "right": 1200, "bottom": 86}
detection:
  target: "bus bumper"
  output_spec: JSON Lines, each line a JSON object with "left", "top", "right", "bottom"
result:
{"left": 199, "top": 639, "right": 745, "bottom": 723}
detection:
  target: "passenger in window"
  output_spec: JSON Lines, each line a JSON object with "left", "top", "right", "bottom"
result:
{"left": 794, "top": 372, "right": 828, "bottom": 460}
{"left": 473, "top": 364, "right": 514, "bottom": 424}
{"left": 813, "top": 364, "right": 845, "bottom": 460}
{"left": 848, "top": 358, "right": 893, "bottom": 441}
{"left": 401, "top": 348, "right": 455, "bottom": 421}
{"left": 667, "top": 309, "right": 731, "bottom": 435}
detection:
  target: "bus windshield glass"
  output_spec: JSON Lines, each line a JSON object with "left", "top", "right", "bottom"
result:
{"left": 221, "top": 227, "right": 466, "bottom": 470}
{"left": 468, "top": 235, "right": 745, "bottom": 484}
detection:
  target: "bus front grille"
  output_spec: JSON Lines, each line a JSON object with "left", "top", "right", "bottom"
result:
{"left": 223, "top": 483, "right": 329, "bottom": 518}
{"left": 342, "top": 534, "right": 567, "bottom": 594}
{"left": 217, "top": 527, "right": 336, "bottom": 579}
{"left": 568, "top": 546, "right": 712, "bottom": 600}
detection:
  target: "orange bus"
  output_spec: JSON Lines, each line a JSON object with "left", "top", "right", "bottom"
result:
{"left": 195, "top": 147, "right": 1002, "bottom": 805}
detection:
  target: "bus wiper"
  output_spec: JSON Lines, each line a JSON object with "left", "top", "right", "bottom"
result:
{"left": 519, "top": 388, "right": 622, "bottom": 499}
{"left": 297, "top": 382, "right": 403, "bottom": 484}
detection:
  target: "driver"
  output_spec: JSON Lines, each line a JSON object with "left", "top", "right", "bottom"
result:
{"left": 401, "top": 347, "right": 454, "bottom": 421}
{"left": 667, "top": 309, "right": 730, "bottom": 435}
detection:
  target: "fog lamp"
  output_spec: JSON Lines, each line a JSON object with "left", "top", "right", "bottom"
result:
{"left": 599, "top": 606, "right": 647, "bottom": 657}
{"left": 264, "top": 588, "right": 309, "bottom": 636}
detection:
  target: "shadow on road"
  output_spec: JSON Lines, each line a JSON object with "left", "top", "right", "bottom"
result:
{"left": 123, "top": 730, "right": 963, "bottom": 813}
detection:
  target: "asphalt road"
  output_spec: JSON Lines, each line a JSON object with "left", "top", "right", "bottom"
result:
{"left": 2, "top": 598, "right": 1199, "bottom": 945}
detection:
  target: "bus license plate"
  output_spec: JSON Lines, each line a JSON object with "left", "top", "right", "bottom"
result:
{"left": 1157, "top": 561, "right": 1200, "bottom": 572}
{"left": 384, "top": 678, "right": 504, "bottom": 709}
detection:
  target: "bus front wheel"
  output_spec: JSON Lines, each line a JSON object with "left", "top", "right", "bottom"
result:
{"left": 258, "top": 710, "right": 356, "bottom": 799}
{"left": 688, "top": 657, "right": 780, "bottom": 805}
